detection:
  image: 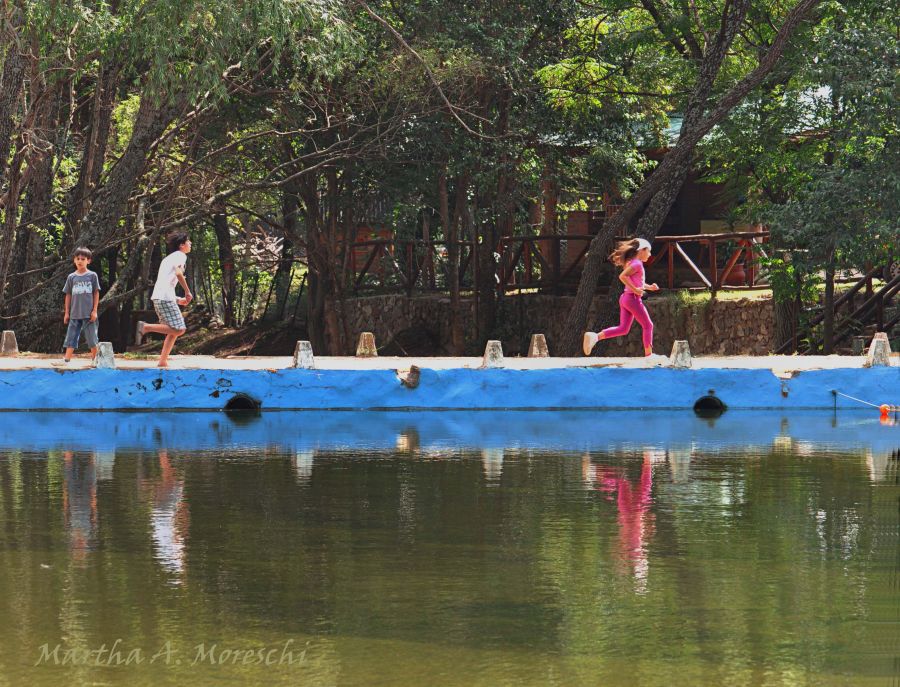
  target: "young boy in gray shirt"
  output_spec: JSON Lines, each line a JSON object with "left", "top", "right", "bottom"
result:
{"left": 62, "top": 247, "right": 101, "bottom": 362}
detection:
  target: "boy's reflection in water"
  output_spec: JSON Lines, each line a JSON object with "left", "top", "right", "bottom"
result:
{"left": 62, "top": 451, "right": 98, "bottom": 563}
{"left": 141, "top": 450, "right": 189, "bottom": 584}
{"left": 583, "top": 452, "right": 658, "bottom": 593}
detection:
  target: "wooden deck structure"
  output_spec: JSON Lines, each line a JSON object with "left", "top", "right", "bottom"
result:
{"left": 348, "top": 230, "right": 771, "bottom": 296}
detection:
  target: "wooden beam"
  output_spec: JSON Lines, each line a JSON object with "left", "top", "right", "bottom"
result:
{"left": 675, "top": 242, "right": 712, "bottom": 288}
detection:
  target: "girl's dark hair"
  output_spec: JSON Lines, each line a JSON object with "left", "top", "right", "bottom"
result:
{"left": 73, "top": 246, "right": 92, "bottom": 259}
{"left": 609, "top": 239, "right": 640, "bottom": 267}
{"left": 166, "top": 232, "right": 190, "bottom": 254}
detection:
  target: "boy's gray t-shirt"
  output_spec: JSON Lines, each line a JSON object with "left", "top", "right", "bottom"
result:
{"left": 63, "top": 271, "right": 100, "bottom": 320}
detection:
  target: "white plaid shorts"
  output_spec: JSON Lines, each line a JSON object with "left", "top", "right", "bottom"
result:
{"left": 152, "top": 299, "right": 186, "bottom": 330}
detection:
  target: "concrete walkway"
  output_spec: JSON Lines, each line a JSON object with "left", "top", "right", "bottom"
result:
{"left": 0, "top": 353, "right": 895, "bottom": 372}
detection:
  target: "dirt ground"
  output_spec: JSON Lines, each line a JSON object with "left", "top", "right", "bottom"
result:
{"left": 131, "top": 308, "right": 310, "bottom": 358}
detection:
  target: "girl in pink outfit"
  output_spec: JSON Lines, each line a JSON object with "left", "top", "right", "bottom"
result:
{"left": 583, "top": 237, "right": 659, "bottom": 356}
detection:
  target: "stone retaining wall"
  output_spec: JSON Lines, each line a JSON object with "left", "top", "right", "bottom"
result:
{"left": 340, "top": 293, "right": 775, "bottom": 356}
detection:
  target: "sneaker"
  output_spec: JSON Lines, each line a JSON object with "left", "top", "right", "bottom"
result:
{"left": 645, "top": 353, "right": 668, "bottom": 366}
{"left": 582, "top": 332, "right": 598, "bottom": 356}
{"left": 134, "top": 321, "right": 146, "bottom": 346}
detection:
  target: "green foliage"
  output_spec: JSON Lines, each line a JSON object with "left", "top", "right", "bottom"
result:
{"left": 6, "top": 0, "right": 894, "bottom": 351}
{"left": 701, "top": 1, "right": 899, "bottom": 279}
{"left": 757, "top": 254, "right": 821, "bottom": 305}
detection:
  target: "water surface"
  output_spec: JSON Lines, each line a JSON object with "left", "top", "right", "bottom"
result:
{"left": 0, "top": 411, "right": 897, "bottom": 686}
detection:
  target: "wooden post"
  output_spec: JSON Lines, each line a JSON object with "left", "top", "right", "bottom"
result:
{"left": 524, "top": 238, "right": 532, "bottom": 286}
{"left": 667, "top": 242, "right": 674, "bottom": 289}
{"left": 552, "top": 237, "right": 561, "bottom": 296}
{"left": 708, "top": 239, "right": 718, "bottom": 291}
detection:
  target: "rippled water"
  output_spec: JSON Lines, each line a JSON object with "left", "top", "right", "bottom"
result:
{"left": 0, "top": 411, "right": 897, "bottom": 686}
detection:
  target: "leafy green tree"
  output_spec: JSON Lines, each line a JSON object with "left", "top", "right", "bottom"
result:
{"left": 701, "top": 0, "right": 899, "bottom": 351}
{"left": 556, "top": 0, "right": 824, "bottom": 355}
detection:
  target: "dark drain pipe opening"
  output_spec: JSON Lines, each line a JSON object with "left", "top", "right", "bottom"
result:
{"left": 224, "top": 393, "right": 261, "bottom": 411}
{"left": 693, "top": 395, "right": 726, "bottom": 417}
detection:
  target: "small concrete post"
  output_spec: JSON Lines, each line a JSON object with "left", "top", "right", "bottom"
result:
{"left": 482, "top": 340, "right": 504, "bottom": 368}
{"left": 852, "top": 336, "right": 867, "bottom": 355}
{"left": 528, "top": 333, "right": 549, "bottom": 357}
{"left": 293, "top": 341, "right": 315, "bottom": 369}
{"left": 670, "top": 340, "right": 692, "bottom": 368}
{"left": 866, "top": 332, "right": 891, "bottom": 367}
{"left": 94, "top": 342, "right": 116, "bottom": 369}
{"left": 356, "top": 332, "right": 378, "bottom": 357}
{"left": 0, "top": 331, "right": 18, "bottom": 356}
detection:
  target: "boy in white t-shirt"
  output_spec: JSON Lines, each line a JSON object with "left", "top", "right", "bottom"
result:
{"left": 136, "top": 232, "right": 193, "bottom": 368}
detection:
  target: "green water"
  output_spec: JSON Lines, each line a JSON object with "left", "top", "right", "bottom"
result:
{"left": 0, "top": 419, "right": 897, "bottom": 686}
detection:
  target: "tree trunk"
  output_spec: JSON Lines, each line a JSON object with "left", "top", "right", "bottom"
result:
{"left": 474, "top": 203, "right": 496, "bottom": 341}
{"left": 321, "top": 168, "right": 346, "bottom": 354}
{"left": 440, "top": 171, "right": 467, "bottom": 354}
{"left": 774, "top": 299, "right": 796, "bottom": 352}
{"left": 273, "top": 188, "right": 297, "bottom": 321}
{"left": 276, "top": 140, "right": 304, "bottom": 322}
{"left": 0, "top": 143, "right": 26, "bottom": 309}
{"left": 560, "top": 0, "right": 818, "bottom": 354}
{"left": 540, "top": 172, "right": 559, "bottom": 275}
{"left": 422, "top": 210, "right": 434, "bottom": 289}
{"left": 98, "top": 246, "right": 121, "bottom": 348}
{"left": 67, "top": 65, "right": 118, "bottom": 238}
{"left": 591, "top": 159, "right": 694, "bottom": 344}
{"left": 301, "top": 176, "right": 329, "bottom": 353}
{"left": 211, "top": 200, "right": 236, "bottom": 326}
{"left": 8, "top": 85, "right": 64, "bottom": 306}
{"left": 0, "top": 7, "right": 26, "bottom": 187}
{"left": 588, "top": 0, "right": 752, "bottom": 344}
{"left": 75, "top": 89, "right": 181, "bottom": 251}
{"left": 822, "top": 249, "right": 836, "bottom": 354}
{"left": 16, "top": 86, "right": 182, "bottom": 348}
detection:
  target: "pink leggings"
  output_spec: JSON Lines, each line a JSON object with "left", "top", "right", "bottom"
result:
{"left": 601, "top": 292, "right": 654, "bottom": 350}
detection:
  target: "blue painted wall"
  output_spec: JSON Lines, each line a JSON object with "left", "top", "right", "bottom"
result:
{"left": 0, "top": 366, "right": 895, "bottom": 411}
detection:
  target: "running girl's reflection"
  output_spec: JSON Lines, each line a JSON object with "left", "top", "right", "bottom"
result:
{"left": 583, "top": 452, "right": 657, "bottom": 593}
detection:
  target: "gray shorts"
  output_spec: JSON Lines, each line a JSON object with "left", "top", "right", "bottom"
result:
{"left": 152, "top": 299, "right": 186, "bottom": 331}
{"left": 64, "top": 318, "right": 99, "bottom": 350}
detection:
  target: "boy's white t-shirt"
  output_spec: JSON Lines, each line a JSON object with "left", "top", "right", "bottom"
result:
{"left": 151, "top": 251, "right": 187, "bottom": 302}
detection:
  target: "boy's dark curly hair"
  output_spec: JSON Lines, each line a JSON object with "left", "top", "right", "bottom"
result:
{"left": 166, "top": 232, "right": 190, "bottom": 254}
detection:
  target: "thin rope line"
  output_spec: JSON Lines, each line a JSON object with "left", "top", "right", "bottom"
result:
{"left": 833, "top": 391, "right": 882, "bottom": 408}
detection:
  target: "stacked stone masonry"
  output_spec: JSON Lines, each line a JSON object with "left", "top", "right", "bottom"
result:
{"left": 339, "top": 294, "right": 775, "bottom": 356}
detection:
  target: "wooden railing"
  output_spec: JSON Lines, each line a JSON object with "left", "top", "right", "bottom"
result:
{"left": 645, "top": 231, "right": 769, "bottom": 290}
{"left": 348, "top": 239, "right": 475, "bottom": 296}
{"left": 347, "top": 230, "right": 771, "bottom": 295}
{"left": 775, "top": 266, "right": 900, "bottom": 353}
